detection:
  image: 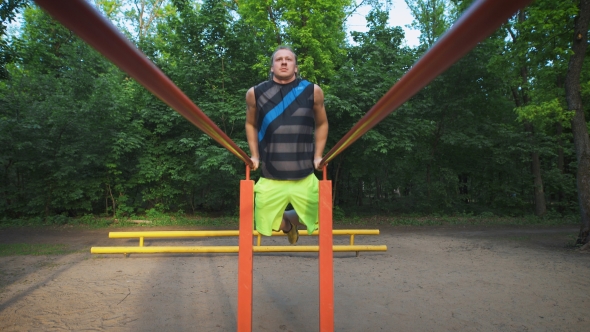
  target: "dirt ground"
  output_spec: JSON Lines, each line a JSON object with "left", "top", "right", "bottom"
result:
{"left": 0, "top": 224, "right": 588, "bottom": 332}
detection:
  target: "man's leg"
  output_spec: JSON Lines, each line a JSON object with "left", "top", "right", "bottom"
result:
{"left": 289, "top": 174, "right": 319, "bottom": 234}
{"left": 279, "top": 210, "right": 303, "bottom": 231}
{"left": 275, "top": 174, "right": 318, "bottom": 243}
{"left": 254, "top": 178, "right": 289, "bottom": 236}
{"left": 280, "top": 209, "right": 302, "bottom": 244}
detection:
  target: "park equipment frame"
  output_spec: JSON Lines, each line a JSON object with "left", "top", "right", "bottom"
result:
{"left": 91, "top": 229, "right": 385, "bottom": 256}
{"left": 237, "top": 165, "right": 335, "bottom": 331}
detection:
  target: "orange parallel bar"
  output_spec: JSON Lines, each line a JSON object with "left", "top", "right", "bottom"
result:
{"left": 238, "top": 167, "right": 254, "bottom": 332}
{"left": 319, "top": 167, "right": 334, "bottom": 331}
{"left": 320, "top": 0, "right": 533, "bottom": 167}
{"left": 34, "top": 0, "right": 252, "bottom": 167}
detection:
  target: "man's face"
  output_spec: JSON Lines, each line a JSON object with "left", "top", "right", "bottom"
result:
{"left": 271, "top": 49, "right": 297, "bottom": 82}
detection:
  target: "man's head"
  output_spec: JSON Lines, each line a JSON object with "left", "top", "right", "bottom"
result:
{"left": 269, "top": 46, "right": 298, "bottom": 83}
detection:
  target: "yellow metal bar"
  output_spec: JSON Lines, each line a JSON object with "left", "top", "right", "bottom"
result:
{"left": 350, "top": 234, "right": 355, "bottom": 246}
{"left": 108, "top": 229, "right": 380, "bottom": 239}
{"left": 139, "top": 237, "right": 144, "bottom": 247}
{"left": 110, "top": 230, "right": 240, "bottom": 238}
{"left": 257, "top": 234, "right": 261, "bottom": 247}
{"left": 91, "top": 245, "right": 387, "bottom": 254}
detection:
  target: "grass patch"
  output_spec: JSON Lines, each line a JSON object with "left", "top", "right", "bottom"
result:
{"left": 1, "top": 211, "right": 579, "bottom": 229}
{"left": 112, "top": 214, "right": 239, "bottom": 228}
{"left": 0, "top": 215, "right": 115, "bottom": 229}
{"left": 0, "top": 214, "right": 239, "bottom": 229}
{"left": 335, "top": 213, "right": 579, "bottom": 227}
{"left": 0, "top": 243, "right": 73, "bottom": 256}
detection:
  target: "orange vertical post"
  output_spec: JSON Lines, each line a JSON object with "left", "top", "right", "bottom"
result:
{"left": 318, "top": 167, "right": 334, "bottom": 331}
{"left": 238, "top": 166, "right": 254, "bottom": 332}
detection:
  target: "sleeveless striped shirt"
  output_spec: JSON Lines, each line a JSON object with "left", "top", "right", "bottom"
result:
{"left": 254, "top": 78, "right": 315, "bottom": 180}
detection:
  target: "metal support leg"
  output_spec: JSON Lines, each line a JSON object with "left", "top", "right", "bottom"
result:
{"left": 238, "top": 166, "right": 254, "bottom": 332}
{"left": 319, "top": 167, "right": 334, "bottom": 331}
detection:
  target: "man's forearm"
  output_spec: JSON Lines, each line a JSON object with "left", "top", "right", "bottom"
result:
{"left": 245, "top": 123, "right": 259, "bottom": 158}
{"left": 314, "top": 122, "right": 328, "bottom": 159}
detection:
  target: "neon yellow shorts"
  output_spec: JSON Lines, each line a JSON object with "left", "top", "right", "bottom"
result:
{"left": 254, "top": 173, "right": 319, "bottom": 236}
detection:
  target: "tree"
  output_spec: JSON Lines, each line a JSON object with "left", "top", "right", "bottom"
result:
{"left": 123, "top": 0, "right": 175, "bottom": 42}
{"left": 489, "top": 8, "right": 552, "bottom": 217}
{"left": 328, "top": 7, "right": 417, "bottom": 210}
{"left": 237, "top": 0, "right": 353, "bottom": 84}
{"left": 1, "top": 0, "right": 584, "bottom": 222}
{"left": 509, "top": 0, "right": 580, "bottom": 216}
{"left": 0, "top": 5, "right": 121, "bottom": 219}
{"left": 0, "top": 0, "right": 29, "bottom": 78}
{"left": 405, "top": 0, "right": 453, "bottom": 48}
{"left": 564, "top": 0, "right": 590, "bottom": 246}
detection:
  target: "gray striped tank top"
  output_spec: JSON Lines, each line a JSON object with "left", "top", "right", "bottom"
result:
{"left": 254, "top": 78, "right": 315, "bottom": 180}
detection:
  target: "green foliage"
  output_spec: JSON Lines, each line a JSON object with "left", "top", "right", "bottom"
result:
{"left": 405, "top": 0, "right": 454, "bottom": 47}
{"left": 333, "top": 205, "right": 345, "bottom": 221}
{"left": 0, "top": 0, "right": 29, "bottom": 78}
{"left": 238, "top": 0, "right": 352, "bottom": 83}
{"left": 0, "top": 0, "right": 585, "bottom": 226}
{"left": 515, "top": 98, "right": 574, "bottom": 129}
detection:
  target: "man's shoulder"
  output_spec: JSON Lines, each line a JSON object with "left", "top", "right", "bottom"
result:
{"left": 253, "top": 80, "right": 273, "bottom": 90}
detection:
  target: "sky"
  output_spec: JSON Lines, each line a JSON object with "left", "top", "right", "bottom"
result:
{"left": 5, "top": 1, "right": 421, "bottom": 47}
{"left": 346, "top": 0, "right": 421, "bottom": 47}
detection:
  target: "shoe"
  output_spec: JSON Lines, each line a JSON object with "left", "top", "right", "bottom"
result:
{"left": 284, "top": 220, "right": 299, "bottom": 244}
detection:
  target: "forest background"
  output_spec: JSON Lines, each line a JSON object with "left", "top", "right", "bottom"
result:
{"left": 1, "top": 0, "right": 589, "bottom": 242}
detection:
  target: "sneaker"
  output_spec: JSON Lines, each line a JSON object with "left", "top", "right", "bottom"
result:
{"left": 284, "top": 220, "right": 299, "bottom": 244}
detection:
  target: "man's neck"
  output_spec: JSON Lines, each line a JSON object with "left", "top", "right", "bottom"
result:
{"left": 273, "top": 75, "right": 297, "bottom": 84}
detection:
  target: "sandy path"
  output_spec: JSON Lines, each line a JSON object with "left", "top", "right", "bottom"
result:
{"left": 0, "top": 225, "right": 588, "bottom": 331}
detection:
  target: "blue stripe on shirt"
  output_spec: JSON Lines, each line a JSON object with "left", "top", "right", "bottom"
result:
{"left": 258, "top": 80, "right": 311, "bottom": 142}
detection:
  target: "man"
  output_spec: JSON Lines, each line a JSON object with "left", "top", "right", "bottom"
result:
{"left": 245, "top": 45, "right": 328, "bottom": 244}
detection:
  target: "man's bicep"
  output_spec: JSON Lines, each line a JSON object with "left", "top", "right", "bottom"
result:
{"left": 245, "top": 88, "right": 257, "bottom": 125}
{"left": 313, "top": 85, "right": 328, "bottom": 125}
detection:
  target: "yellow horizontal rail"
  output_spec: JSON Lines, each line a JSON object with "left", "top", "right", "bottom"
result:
{"left": 91, "top": 245, "right": 388, "bottom": 254}
{"left": 108, "top": 229, "right": 379, "bottom": 238}
{"left": 95, "top": 229, "right": 386, "bottom": 256}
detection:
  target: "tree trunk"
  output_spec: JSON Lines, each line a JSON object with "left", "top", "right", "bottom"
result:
{"left": 509, "top": 10, "right": 547, "bottom": 217}
{"left": 106, "top": 183, "right": 116, "bottom": 218}
{"left": 531, "top": 151, "right": 546, "bottom": 216}
{"left": 565, "top": 0, "right": 590, "bottom": 246}
{"left": 459, "top": 173, "right": 468, "bottom": 203}
{"left": 556, "top": 122, "right": 565, "bottom": 211}
{"left": 44, "top": 182, "right": 52, "bottom": 221}
{"left": 357, "top": 180, "right": 363, "bottom": 206}
{"left": 520, "top": 121, "right": 547, "bottom": 216}
{"left": 375, "top": 176, "right": 381, "bottom": 201}
{"left": 3, "top": 159, "right": 12, "bottom": 208}
{"left": 426, "top": 163, "right": 431, "bottom": 199}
